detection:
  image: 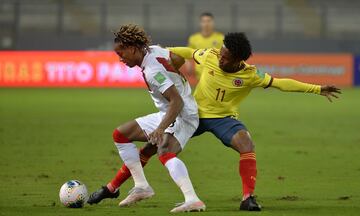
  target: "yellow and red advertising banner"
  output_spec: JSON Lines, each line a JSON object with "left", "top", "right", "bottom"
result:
{"left": 0, "top": 51, "right": 354, "bottom": 87}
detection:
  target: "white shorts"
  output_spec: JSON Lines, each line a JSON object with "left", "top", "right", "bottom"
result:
{"left": 135, "top": 112, "right": 199, "bottom": 149}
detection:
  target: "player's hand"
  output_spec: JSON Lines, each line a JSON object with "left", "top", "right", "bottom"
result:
{"left": 320, "top": 85, "right": 341, "bottom": 102}
{"left": 148, "top": 128, "right": 165, "bottom": 145}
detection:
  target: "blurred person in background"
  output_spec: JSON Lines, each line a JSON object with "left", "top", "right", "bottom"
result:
{"left": 188, "top": 12, "right": 224, "bottom": 79}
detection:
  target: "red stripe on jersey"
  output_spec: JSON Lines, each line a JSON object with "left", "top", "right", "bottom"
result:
{"left": 156, "top": 57, "right": 176, "bottom": 72}
{"left": 156, "top": 57, "right": 187, "bottom": 81}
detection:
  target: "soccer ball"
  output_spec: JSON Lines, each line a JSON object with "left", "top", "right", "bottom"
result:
{"left": 59, "top": 180, "right": 89, "bottom": 208}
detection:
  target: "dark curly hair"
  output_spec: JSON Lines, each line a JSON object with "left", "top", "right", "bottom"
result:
{"left": 223, "top": 32, "right": 252, "bottom": 61}
{"left": 113, "top": 24, "right": 150, "bottom": 49}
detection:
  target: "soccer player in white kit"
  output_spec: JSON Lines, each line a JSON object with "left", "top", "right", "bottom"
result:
{"left": 91, "top": 24, "right": 205, "bottom": 213}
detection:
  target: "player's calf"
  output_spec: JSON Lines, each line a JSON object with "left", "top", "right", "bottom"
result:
{"left": 107, "top": 143, "right": 157, "bottom": 193}
{"left": 113, "top": 125, "right": 157, "bottom": 207}
{"left": 89, "top": 130, "right": 158, "bottom": 205}
{"left": 231, "top": 130, "right": 260, "bottom": 208}
{"left": 157, "top": 135, "right": 205, "bottom": 212}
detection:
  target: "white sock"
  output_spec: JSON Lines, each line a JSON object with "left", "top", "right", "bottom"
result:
{"left": 115, "top": 143, "right": 149, "bottom": 189}
{"left": 164, "top": 157, "right": 200, "bottom": 203}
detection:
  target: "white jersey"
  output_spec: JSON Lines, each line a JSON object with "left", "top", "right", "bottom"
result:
{"left": 140, "top": 45, "right": 198, "bottom": 118}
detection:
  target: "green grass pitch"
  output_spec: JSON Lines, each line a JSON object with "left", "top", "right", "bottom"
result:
{"left": 0, "top": 88, "right": 359, "bottom": 216}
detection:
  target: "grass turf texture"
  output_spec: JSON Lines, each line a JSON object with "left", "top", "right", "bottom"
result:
{"left": 0, "top": 88, "right": 359, "bottom": 216}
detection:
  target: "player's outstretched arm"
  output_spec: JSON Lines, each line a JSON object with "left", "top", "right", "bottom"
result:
{"left": 270, "top": 78, "right": 341, "bottom": 102}
{"left": 168, "top": 47, "right": 195, "bottom": 60}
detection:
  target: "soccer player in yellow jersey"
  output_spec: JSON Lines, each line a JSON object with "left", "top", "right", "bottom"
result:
{"left": 168, "top": 32, "right": 341, "bottom": 211}
{"left": 188, "top": 12, "right": 224, "bottom": 79}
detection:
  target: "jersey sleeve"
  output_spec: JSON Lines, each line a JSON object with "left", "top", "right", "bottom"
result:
{"left": 250, "top": 67, "right": 273, "bottom": 88}
{"left": 168, "top": 47, "right": 194, "bottom": 60}
{"left": 145, "top": 68, "right": 174, "bottom": 94}
{"left": 192, "top": 48, "right": 208, "bottom": 65}
{"left": 167, "top": 47, "right": 208, "bottom": 65}
{"left": 271, "top": 78, "right": 321, "bottom": 94}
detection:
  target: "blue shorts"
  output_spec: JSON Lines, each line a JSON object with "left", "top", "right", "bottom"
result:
{"left": 192, "top": 117, "right": 247, "bottom": 147}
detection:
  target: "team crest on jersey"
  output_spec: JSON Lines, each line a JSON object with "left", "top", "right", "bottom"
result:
{"left": 233, "top": 78, "right": 243, "bottom": 87}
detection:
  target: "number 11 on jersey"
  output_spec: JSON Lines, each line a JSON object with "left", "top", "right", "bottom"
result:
{"left": 215, "top": 88, "right": 225, "bottom": 101}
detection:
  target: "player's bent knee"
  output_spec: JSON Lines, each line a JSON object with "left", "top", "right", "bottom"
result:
{"left": 231, "top": 130, "right": 254, "bottom": 152}
{"left": 158, "top": 152, "right": 177, "bottom": 165}
{"left": 141, "top": 143, "right": 158, "bottom": 157}
{"left": 113, "top": 129, "right": 130, "bottom": 143}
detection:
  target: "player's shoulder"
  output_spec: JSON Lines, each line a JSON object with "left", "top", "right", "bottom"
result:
{"left": 148, "top": 45, "right": 169, "bottom": 57}
{"left": 143, "top": 47, "right": 168, "bottom": 73}
{"left": 143, "top": 62, "right": 164, "bottom": 76}
{"left": 142, "top": 62, "right": 168, "bottom": 87}
{"left": 189, "top": 32, "right": 202, "bottom": 39}
{"left": 213, "top": 31, "right": 224, "bottom": 38}
{"left": 188, "top": 33, "right": 203, "bottom": 43}
{"left": 147, "top": 45, "right": 169, "bottom": 62}
{"left": 243, "top": 62, "right": 257, "bottom": 73}
{"left": 242, "top": 62, "right": 268, "bottom": 81}
{"left": 193, "top": 48, "right": 219, "bottom": 66}
{"left": 193, "top": 48, "right": 216, "bottom": 63}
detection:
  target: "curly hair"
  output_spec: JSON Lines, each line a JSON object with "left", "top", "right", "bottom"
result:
{"left": 223, "top": 32, "right": 252, "bottom": 61}
{"left": 113, "top": 24, "right": 150, "bottom": 49}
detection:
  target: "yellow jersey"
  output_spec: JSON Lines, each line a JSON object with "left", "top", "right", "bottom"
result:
{"left": 192, "top": 48, "right": 272, "bottom": 118}
{"left": 168, "top": 47, "right": 321, "bottom": 119}
{"left": 188, "top": 32, "right": 224, "bottom": 50}
{"left": 187, "top": 32, "right": 224, "bottom": 79}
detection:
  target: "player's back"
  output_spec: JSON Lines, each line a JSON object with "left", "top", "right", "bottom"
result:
{"left": 141, "top": 45, "right": 198, "bottom": 118}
